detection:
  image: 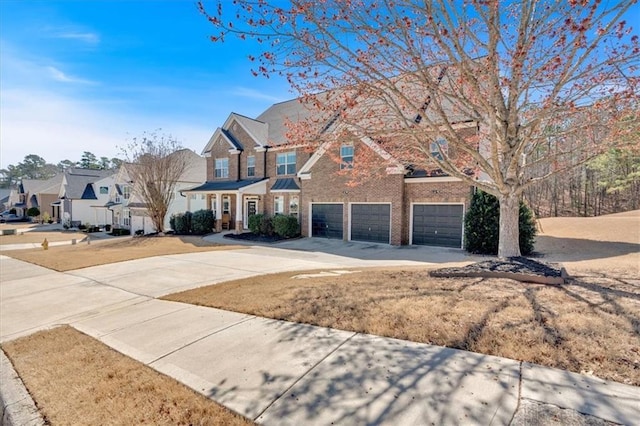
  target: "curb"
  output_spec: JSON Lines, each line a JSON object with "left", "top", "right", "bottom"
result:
{"left": 0, "top": 350, "right": 45, "bottom": 426}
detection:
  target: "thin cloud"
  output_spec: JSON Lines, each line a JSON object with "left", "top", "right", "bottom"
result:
{"left": 232, "top": 86, "right": 287, "bottom": 103}
{"left": 55, "top": 31, "right": 100, "bottom": 45}
{"left": 46, "top": 66, "right": 96, "bottom": 85}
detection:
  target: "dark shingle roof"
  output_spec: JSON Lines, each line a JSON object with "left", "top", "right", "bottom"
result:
{"left": 186, "top": 178, "right": 266, "bottom": 192}
{"left": 221, "top": 128, "right": 244, "bottom": 150}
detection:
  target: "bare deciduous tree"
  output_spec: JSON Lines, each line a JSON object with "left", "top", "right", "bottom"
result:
{"left": 200, "top": 0, "right": 639, "bottom": 257}
{"left": 122, "top": 131, "right": 188, "bottom": 233}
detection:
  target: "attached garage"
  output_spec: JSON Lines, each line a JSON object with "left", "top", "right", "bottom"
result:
{"left": 311, "top": 203, "right": 343, "bottom": 239}
{"left": 350, "top": 203, "right": 391, "bottom": 244}
{"left": 412, "top": 204, "right": 464, "bottom": 248}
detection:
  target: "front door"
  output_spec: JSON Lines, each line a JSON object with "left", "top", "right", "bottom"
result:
{"left": 244, "top": 198, "right": 258, "bottom": 229}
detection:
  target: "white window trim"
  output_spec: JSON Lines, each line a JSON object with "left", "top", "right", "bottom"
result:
{"left": 340, "top": 145, "right": 354, "bottom": 170}
{"left": 274, "top": 195, "right": 285, "bottom": 215}
{"left": 247, "top": 155, "right": 256, "bottom": 177}
{"left": 215, "top": 158, "right": 229, "bottom": 179}
{"left": 276, "top": 151, "right": 296, "bottom": 176}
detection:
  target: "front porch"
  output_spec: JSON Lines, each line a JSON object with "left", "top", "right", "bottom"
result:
{"left": 183, "top": 178, "right": 267, "bottom": 233}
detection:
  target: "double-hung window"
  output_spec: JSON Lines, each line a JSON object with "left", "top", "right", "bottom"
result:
{"left": 215, "top": 158, "right": 229, "bottom": 178}
{"left": 247, "top": 155, "right": 256, "bottom": 177}
{"left": 430, "top": 138, "right": 448, "bottom": 161}
{"left": 289, "top": 196, "right": 299, "bottom": 219}
{"left": 340, "top": 145, "right": 354, "bottom": 169}
{"left": 276, "top": 152, "right": 296, "bottom": 176}
{"left": 122, "top": 186, "right": 131, "bottom": 200}
{"left": 274, "top": 196, "right": 284, "bottom": 215}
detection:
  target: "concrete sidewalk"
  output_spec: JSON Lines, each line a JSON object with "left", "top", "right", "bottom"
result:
{"left": 1, "top": 252, "right": 639, "bottom": 425}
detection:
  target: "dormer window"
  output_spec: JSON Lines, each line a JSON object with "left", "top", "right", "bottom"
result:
{"left": 276, "top": 152, "right": 296, "bottom": 176}
{"left": 430, "top": 138, "right": 448, "bottom": 161}
{"left": 215, "top": 158, "right": 229, "bottom": 178}
{"left": 340, "top": 145, "right": 354, "bottom": 170}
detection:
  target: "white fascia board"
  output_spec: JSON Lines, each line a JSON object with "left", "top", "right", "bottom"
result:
{"left": 201, "top": 129, "right": 219, "bottom": 155}
{"left": 270, "top": 189, "right": 301, "bottom": 193}
{"left": 298, "top": 142, "right": 330, "bottom": 175}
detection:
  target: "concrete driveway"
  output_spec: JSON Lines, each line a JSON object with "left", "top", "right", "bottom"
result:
{"left": 1, "top": 243, "right": 451, "bottom": 343}
{"left": 1, "top": 243, "right": 639, "bottom": 425}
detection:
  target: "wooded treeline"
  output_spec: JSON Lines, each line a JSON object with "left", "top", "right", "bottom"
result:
{"left": 0, "top": 152, "right": 122, "bottom": 188}
{"left": 525, "top": 148, "right": 640, "bottom": 218}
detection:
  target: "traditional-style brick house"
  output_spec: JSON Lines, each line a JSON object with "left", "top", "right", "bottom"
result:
{"left": 187, "top": 97, "right": 476, "bottom": 248}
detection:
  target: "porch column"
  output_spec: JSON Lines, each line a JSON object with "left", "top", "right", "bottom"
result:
{"left": 215, "top": 194, "right": 222, "bottom": 232}
{"left": 187, "top": 194, "right": 191, "bottom": 212}
{"left": 235, "top": 193, "right": 243, "bottom": 234}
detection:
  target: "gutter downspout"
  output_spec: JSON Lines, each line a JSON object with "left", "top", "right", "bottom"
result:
{"left": 263, "top": 147, "right": 269, "bottom": 179}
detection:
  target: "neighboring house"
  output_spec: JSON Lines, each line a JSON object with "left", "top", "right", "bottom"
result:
{"left": 104, "top": 164, "right": 142, "bottom": 233}
{"left": 165, "top": 149, "right": 208, "bottom": 230}
{"left": 0, "top": 188, "right": 11, "bottom": 212}
{"left": 185, "top": 95, "right": 476, "bottom": 248}
{"left": 58, "top": 168, "right": 115, "bottom": 227}
{"left": 105, "top": 150, "right": 207, "bottom": 234}
{"left": 9, "top": 175, "right": 64, "bottom": 221}
{"left": 21, "top": 175, "right": 64, "bottom": 222}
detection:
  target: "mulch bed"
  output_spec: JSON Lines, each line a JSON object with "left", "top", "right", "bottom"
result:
{"left": 430, "top": 256, "right": 568, "bottom": 285}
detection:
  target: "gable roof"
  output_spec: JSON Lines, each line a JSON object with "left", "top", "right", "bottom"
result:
{"left": 60, "top": 168, "right": 113, "bottom": 199}
{"left": 20, "top": 173, "right": 64, "bottom": 196}
{"left": 172, "top": 149, "right": 207, "bottom": 183}
{"left": 256, "top": 98, "right": 316, "bottom": 146}
{"left": 202, "top": 113, "right": 269, "bottom": 154}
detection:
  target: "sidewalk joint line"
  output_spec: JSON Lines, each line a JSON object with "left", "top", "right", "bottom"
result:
{"left": 147, "top": 316, "right": 256, "bottom": 365}
{"left": 253, "top": 331, "right": 358, "bottom": 421}
{"left": 508, "top": 361, "right": 524, "bottom": 425}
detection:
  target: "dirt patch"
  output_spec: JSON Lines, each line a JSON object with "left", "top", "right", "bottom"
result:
{"left": 3, "top": 235, "right": 246, "bottom": 271}
{"left": 164, "top": 266, "right": 640, "bottom": 386}
{"left": 536, "top": 211, "right": 640, "bottom": 276}
{"left": 1, "top": 326, "right": 252, "bottom": 425}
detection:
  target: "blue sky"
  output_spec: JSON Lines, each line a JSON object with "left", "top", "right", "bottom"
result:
{"left": 0, "top": 0, "right": 292, "bottom": 168}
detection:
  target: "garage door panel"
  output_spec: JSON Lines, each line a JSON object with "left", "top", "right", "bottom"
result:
{"left": 351, "top": 204, "right": 390, "bottom": 244}
{"left": 312, "top": 204, "right": 343, "bottom": 239}
{"left": 412, "top": 204, "right": 463, "bottom": 248}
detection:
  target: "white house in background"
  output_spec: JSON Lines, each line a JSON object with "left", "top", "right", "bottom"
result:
{"left": 58, "top": 168, "right": 115, "bottom": 227}
{"left": 105, "top": 149, "right": 207, "bottom": 234}
{"left": 166, "top": 149, "right": 208, "bottom": 230}
{"left": 105, "top": 163, "right": 155, "bottom": 234}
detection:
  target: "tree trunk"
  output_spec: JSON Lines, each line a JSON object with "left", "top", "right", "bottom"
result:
{"left": 498, "top": 192, "right": 521, "bottom": 259}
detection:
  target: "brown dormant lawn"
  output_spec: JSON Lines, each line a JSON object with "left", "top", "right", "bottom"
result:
{"left": 2, "top": 326, "right": 252, "bottom": 425}
{"left": 3, "top": 235, "right": 246, "bottom": 271}
{"left": 164, "top": 266, "right": 640, "bottom": 387}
